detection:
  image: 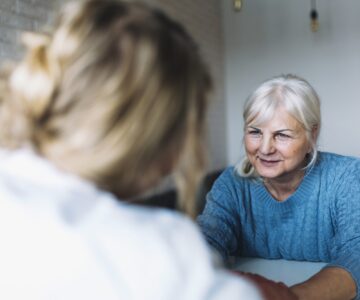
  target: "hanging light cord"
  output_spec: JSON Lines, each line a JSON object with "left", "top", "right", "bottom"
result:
{"left": 310, "top": 0, "right": 319, "bottom": 31}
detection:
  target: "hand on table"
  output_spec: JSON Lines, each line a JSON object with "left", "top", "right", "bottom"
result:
{"left": 232, "top": 271, "right": 298, "bottom": 300}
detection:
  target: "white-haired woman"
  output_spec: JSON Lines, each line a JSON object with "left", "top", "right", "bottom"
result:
{"left": 198, "top": 74, "right": 360, "bottom": 300}
{"left": 0, "top": 1, "right": 265, "bottom": 299}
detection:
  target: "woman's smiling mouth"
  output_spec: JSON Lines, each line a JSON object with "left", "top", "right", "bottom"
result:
{"left": 258, "top": 157, "right": 282, "bottom": 166}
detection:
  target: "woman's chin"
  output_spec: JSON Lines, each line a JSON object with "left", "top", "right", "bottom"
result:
{"left": 255, "top": 167, "right": 282, "bottom": 179}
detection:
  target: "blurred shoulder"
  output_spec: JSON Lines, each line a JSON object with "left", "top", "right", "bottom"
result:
{"left": 83, "top": 196, "right": 212, "bottom": 260}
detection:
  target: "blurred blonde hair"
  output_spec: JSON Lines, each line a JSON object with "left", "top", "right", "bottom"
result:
{"left": 238, "top": 74, "right": 321, "bottom": 178}
{"left": 0, "top": 0, "right": 211, "bottom": 218}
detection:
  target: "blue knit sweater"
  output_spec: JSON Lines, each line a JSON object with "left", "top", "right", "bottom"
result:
{"left": 198, "top": 152, "right": 360, "bottom": 297}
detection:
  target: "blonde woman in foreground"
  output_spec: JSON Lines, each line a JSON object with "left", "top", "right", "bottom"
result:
{"left": 0, "top": 0, "right": 267, "bottom": 299}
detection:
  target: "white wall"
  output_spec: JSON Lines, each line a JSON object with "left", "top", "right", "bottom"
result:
{"left": 222, "top": 0, "right": 360, "bottom": 165}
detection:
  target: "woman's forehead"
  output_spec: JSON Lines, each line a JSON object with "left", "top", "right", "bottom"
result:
{"left": 247, "top": 106, "right": 304, "bottom": 130}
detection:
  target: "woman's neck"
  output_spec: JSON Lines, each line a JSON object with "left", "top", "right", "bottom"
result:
{"left": 263, "top": 169, "right": 306, "bottom": 201}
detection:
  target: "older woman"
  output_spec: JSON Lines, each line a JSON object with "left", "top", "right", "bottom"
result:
{"left": 198, "top": 74, "right": 360, "bottom": 300}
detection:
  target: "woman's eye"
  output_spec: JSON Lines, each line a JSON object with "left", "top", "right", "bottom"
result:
{"left": 247, "top": 130, "right": 261, "bottom": 139}
{"left": 275, "top": 133, "right": 291, "bottom": 140}
{"left": 248, "top": 130, "right": 261, "bottom": 136}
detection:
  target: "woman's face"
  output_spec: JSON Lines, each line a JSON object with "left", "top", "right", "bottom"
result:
{"left": 244, "top": 106, "right": 311, "bottom": 181}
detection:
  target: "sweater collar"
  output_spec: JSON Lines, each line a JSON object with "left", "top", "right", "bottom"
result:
{"left": 252, "top": 164, "right": 319, "bottom": 211}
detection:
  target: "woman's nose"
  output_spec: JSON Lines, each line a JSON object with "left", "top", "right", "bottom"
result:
{"left": 259, "top": 136, "right": 275, "bottom": 155}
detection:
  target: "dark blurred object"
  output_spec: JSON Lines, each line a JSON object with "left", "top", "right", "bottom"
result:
{"left": 136, "top": 189, "right": 177, "bottom": 210}
{"left": 232, "top": 271, "right": 298, "bottom": 300}
{"left": 310, "top": 0, "right": 319, "bottom": 32}
{"left": 135, "top": 169, "right": 223, "bottom": 215}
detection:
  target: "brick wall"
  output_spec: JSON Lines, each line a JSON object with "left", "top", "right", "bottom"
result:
{"left": 0, "top": 0, "right": 227, "bottom": 171}
{"left": 0, "top": 0, "right": 61, "bottom": 60}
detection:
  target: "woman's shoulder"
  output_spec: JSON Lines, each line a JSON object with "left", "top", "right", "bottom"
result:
{"left": 315, "top": 151, "right": 360, "bottom": 182}
{"left": 87, "top": 198, "right": 212, "bottom": 261}
{"left": 215, "top": 166, "right": 252, "bottom": 185}
{"left": 317, "top": 151, "right": 360, "bottom": 169}
{"left": 89, "top": 201, "right": 263, "bottom": 297}
{"left": 83, "top": 201, "right": 263, "bottom": 299}
{"left": 204, "top": 167, "right": 257, "bottom": 207}
{"left": 318, "top": 151, "right": 359, "bottom": 161}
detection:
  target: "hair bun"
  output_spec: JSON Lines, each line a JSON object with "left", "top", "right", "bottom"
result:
{"left": 9, "top": 32, "right": 59, "bottom": 121}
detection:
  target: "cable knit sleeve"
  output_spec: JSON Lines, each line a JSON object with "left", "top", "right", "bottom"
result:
{"left": 326, "top": 159, "right": 360, "bottom": 299}
{"left": 197, "top": 168, "right": 242, "bottom": 260}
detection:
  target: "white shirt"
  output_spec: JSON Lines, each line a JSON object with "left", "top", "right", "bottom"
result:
{"left": 0, "top": 148, "right": 262, "bottom": 300}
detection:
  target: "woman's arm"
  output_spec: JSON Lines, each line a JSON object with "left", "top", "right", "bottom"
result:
{"left": 291, "top": 267, "right": 356, "bottom": 300}
{"left": 197, "top": 168, "right": 242, "bottom": 260}
{"left": 291, "top": 158, "right": 360, "bottom": 300}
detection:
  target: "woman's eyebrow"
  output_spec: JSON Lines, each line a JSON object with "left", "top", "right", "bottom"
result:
{"left": 247, "top": 126, "right": 295, "bottom": 132}
{"left": 274, "top": 129, "right": 295, "bottom": 133}
{"left": 247, "top": 126, "right": 260, "bottom": 130}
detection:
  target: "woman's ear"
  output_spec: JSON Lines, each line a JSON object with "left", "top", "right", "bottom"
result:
{"left": 307, "top": 125, "right": 319, "bottom": 154}
{"left": 306, "top": 125, "right": 319, "bottom": 154}
{"left": 311, "top": 125, "right": 319, "bottom": 141}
